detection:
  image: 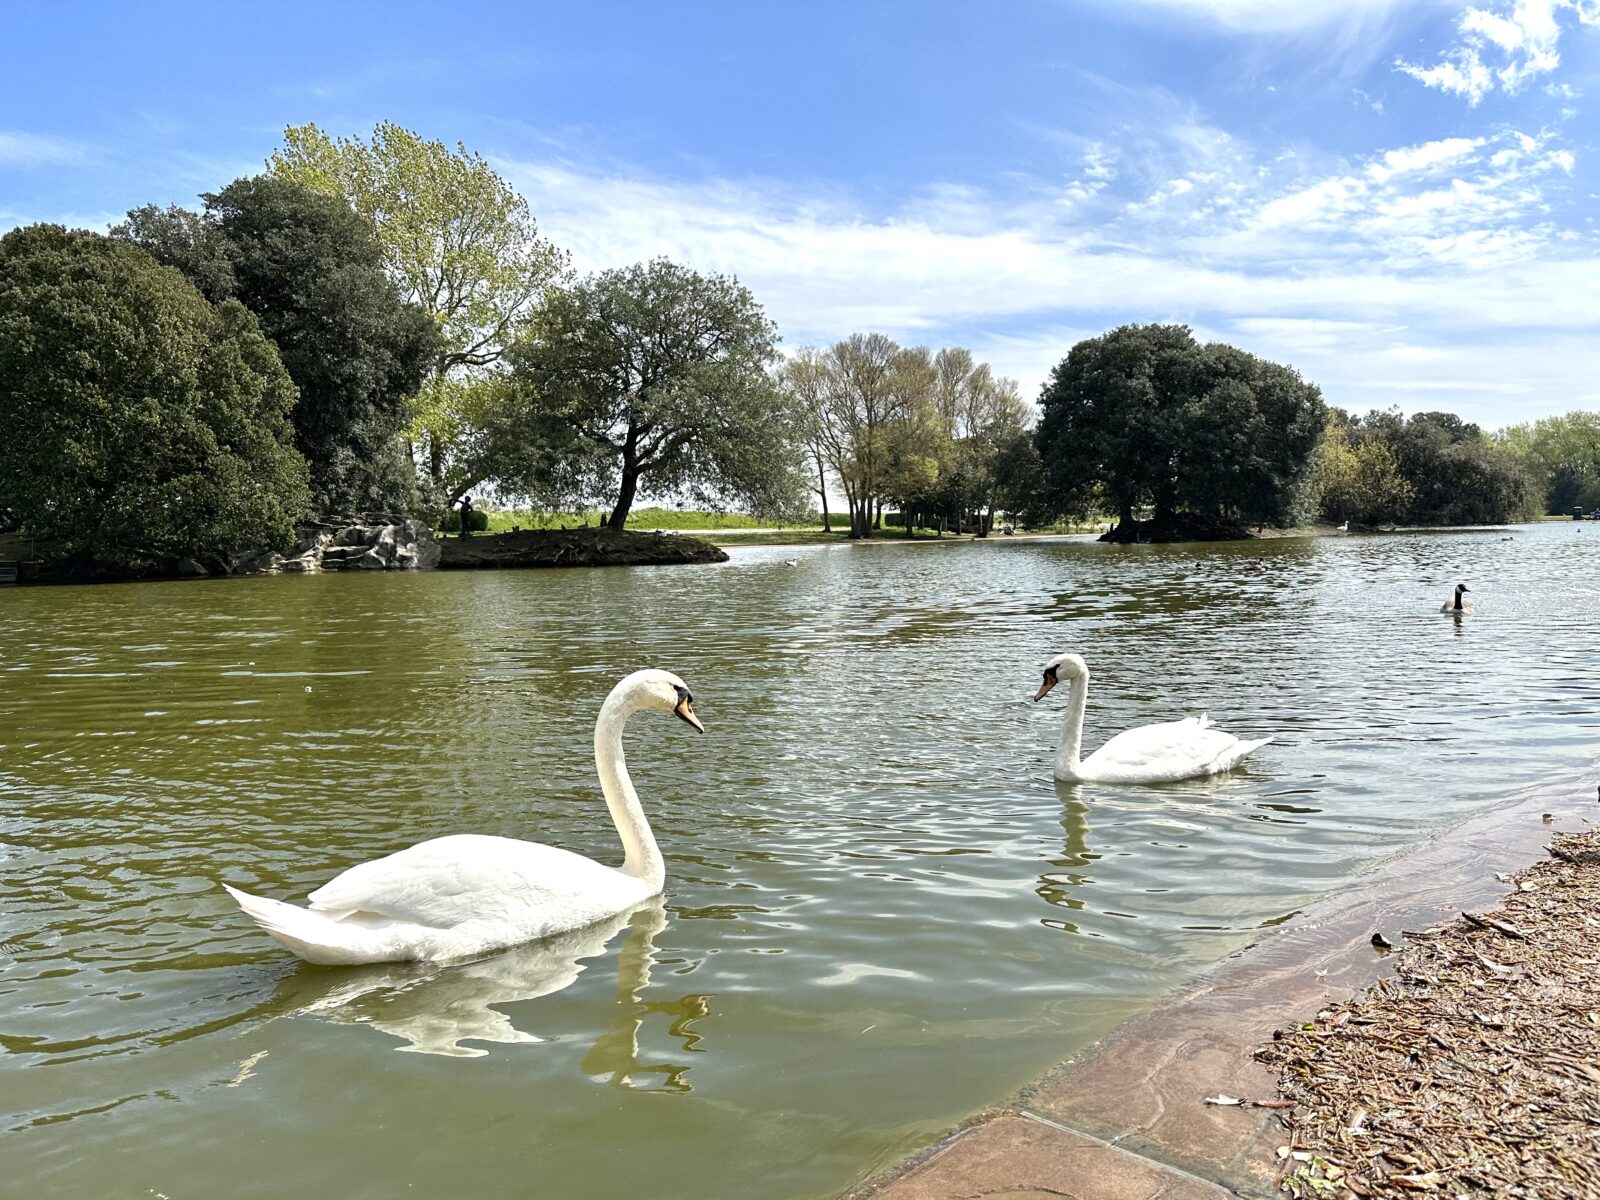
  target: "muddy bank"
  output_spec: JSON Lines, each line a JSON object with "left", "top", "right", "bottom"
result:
{"left": 438, "top": 527, "right": 728, "bottom": 569}
{"left": 844, "top": 778, "right": 1596, "bottom": 1200}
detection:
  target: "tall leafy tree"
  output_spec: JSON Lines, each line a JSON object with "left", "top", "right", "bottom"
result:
{"left": 502, "top": 259, "right": 803, "bottom": 528}
{"left": 268, "top": 122, "right": 569, "bottom": 487}
{"left": 1496, "top": 412, "right": 1600, "bottom": 514}
{"left": 1352, "top": 409, "right": 1531, "bottom": 525}
{"left": 117, "top": 177, "right": 438, "bottom": 513}
{"left": 1034, "top": 324, "right": 1325, "bottom": 530}
{"left": 0, "top": 225, "right": 310, "bottom": 563}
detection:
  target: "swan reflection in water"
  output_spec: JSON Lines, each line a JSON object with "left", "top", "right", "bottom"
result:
{"left": 271, "top": 899, "right": 710, "bottom": 1085}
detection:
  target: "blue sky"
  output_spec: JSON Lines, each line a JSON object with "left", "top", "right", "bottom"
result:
{"left": 4, "top": 0, "right": 1599, "bottom": 427}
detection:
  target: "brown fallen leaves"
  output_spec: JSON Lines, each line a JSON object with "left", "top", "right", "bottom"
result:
{"left": 1256, "top": 829, "right": 1600, "bottom": 1199}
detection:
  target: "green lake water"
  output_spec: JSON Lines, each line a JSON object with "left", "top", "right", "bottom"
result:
{"left": 2, "top": 523, "right": 1597, "bottom": 1198}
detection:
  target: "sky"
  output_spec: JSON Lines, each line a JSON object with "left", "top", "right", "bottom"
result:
{"left": 3, "top": 0, "right": 1599, "bottom": 428}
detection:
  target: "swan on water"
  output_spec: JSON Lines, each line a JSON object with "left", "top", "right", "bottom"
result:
{"left": 1440, "top": 582, "right": 1472, "bottom": 614}
{"left": 1032, "top": 653, "right": 1271, "bottom": 784}
{"left": 222, "top": 669, "right": 704, "bottom": 965}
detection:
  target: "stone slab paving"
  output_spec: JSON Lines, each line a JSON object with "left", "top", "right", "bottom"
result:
{"left": 844, "top": 779, "right": 1595, "bottom": 1200}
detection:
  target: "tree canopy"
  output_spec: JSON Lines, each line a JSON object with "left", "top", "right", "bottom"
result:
{"left": 499, "top": 258, "right": 803, "bottom": 528}
{"left": 1348, "top": 409, "right": 1531, "bottom": 525}
{"left": 268, "top": 122, "right": 569, "bottom": 487}
{"left": 116, "top": 176, "right": 437, "bottom": 513}
{"left": 0, "top": 225, "right": 310, "bottom": 563}
{"left": 1496, "top": 411, "right": 1600, "bottom": 515}
{"left": 1033, "top": 324, "right": 1326, "bottom": 528}
{"left": 782, "top": 335, "right": 1030, "bottom": 538}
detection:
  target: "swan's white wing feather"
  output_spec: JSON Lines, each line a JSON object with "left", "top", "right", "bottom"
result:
{"left": 1082, "top": 718, "right": 1269, "bottom": 782}
{"left": 307, "top": 834, "right": 634, "bottom": 931}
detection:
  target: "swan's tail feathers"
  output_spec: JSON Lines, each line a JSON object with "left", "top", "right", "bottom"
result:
{"left": 1220, "top": 735, "right": 1274, "bottom": 771}
{"left": 222, "top": 883, "right": 392, "bottom": 966}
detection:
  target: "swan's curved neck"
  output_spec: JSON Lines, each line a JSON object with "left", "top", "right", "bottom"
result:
{"left": 1056, "top": 668, "right": 1088, "bottom": 777}
{"left": 594, "top": 691, "right": 664, "bottom": 891}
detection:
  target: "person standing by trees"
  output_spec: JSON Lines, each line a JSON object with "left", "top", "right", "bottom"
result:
{"left": 459, "top": 495, "right": 475, "bottom": 538}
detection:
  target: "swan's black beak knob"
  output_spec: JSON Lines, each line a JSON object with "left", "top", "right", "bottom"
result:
{"left": 1033, "top": 666, "right": 1059, "bottom": 704}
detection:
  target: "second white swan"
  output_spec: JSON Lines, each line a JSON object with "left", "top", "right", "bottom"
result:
{"left": 1033, "top": 652, "right": 1271, "bottom": 784}
{"left": 222, "top": 669, "right": 703, "bottom": 965}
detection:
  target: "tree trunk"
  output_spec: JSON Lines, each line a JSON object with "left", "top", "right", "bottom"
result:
{"left": 608, "top": 464, "right": 640, "bottom": 530}
{"left": 818, "top": 465, "right": 832, "bottom": 532}
{"left": 873, "top": 499, "right": 881, "bottom": 530}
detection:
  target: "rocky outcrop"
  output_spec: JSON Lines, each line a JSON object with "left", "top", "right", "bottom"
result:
{"left": 255, "top": 516, "right": 441, "bottom": 574}
{"left": 440, "top": 527, "right": 728, "bottom": 569}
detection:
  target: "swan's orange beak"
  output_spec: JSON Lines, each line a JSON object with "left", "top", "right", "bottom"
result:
{"left": 1032, "top": 669, "right": 1058, "bottom": 703}
{"left": 674, "top": 698, "right": 706, "bottom": 733}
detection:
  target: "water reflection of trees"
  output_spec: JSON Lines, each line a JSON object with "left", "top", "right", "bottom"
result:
{"left": 274, "top": 901, "right": 711, "bottom": 1087}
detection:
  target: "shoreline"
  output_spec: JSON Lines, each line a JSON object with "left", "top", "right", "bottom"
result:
{"left": 842, "top": 772, "right": 1597, "bottom": 1200}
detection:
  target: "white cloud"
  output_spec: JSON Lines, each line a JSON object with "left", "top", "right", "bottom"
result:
{"left": 1111, "top": 0, "right": 1408, "bottom": 34}
{"left": 0, "top": 131, "right": 88, "bottom": 168}
{"left": 495, "top": 117, "right": 1595, "bottom": 425}
{"left": 1397, "top": 0, "right": 1600, "bottom": 104}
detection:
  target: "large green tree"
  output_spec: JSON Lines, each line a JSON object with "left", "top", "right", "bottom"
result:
{"left": 1033, "top": 324, "right": 1325, "bottom": 529}
{"left": 0, "top": 225, "right": 310, "bottom": 563}
{"left": 1496, "top": 412, "right": 1600, "bottom": 514}
{"left": 116, "top": 177, "right": 437, "bottom": 513}
{"left": 501, "top": 259, "right": 803, "bottom": 528}
{"left": 268, "top": 122, "right": 569, "bottom": 488}
{"left": 1352, "top": 409, "right": 1531, "bottom": 525}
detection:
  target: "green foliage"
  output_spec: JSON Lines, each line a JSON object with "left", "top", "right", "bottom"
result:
{"left": 1351, "top": 409, "right": 1532, "bottom": 524}
{"left": 1033, "top": 324, "right": 1326, "bottom": 528}
{"left": 0, "top": 225, "right": 310, "bottom": 563}
{"left": 1312, "top": 414, "right": 1413, "bottom": 525}
{"left": 501, "top": 258, "right": 804, "bottom": 528}
{"left": 785, "top": 336, "right": 1030, "bottom": 538}
{"left": 116, "top": 176, "right": 437, "bottom": 514}
{"left": 268, "top": 122, "right": 569, "bottom": 486}
{"left": 1496, "top": 412, "right": 1600, "bottom": 514}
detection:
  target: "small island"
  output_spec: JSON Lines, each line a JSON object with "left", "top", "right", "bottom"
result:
{"left": 439, "top": 527, "right": 728, "bottom": 569}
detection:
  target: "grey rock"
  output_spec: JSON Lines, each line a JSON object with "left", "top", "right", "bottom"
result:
{"left": 176, "top": 558, "right": 209, "bottom": 577}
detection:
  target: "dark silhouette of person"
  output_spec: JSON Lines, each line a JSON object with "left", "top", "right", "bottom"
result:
{"left": 460, "top": 495, "right": 475, "bottom": 538}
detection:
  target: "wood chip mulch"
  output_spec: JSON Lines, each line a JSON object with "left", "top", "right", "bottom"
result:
{"left": 1255, "top": 829, "right": 1600, "bottom": 1199}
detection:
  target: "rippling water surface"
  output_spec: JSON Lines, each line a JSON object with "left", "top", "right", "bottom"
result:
{"left": 3, "top": 524, "right": 1597, "bottom": 1198}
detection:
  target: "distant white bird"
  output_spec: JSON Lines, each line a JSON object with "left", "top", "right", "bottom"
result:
{"left": 1033, "top": 653, "right": 1272, "bottom": 784}
{"left": 1441, "top": 582, "right": 1473, "bottom": 615}
{"left": 223, "top": 669, "right": 705, "bottom": 964}
{"left": 1337, "top": 520, "right": 1349, "bottom": 532}
{"left": 783, "top": 558, "right": 799, "bottom": 567}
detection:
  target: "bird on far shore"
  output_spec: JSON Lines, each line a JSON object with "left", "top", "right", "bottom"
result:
{"left": 1441, "top": 583, "right": 1472, "bottom": 614}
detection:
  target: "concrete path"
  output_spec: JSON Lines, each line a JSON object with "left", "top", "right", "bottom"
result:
{"left": 844, "top": 778, "right": 1594, "bottom": 1200}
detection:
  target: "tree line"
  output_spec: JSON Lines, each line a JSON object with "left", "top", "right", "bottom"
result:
{"left": 0, "top": 120, "right": 1586, "bottom": 569}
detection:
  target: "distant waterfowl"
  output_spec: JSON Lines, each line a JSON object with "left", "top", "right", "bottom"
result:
{"left": 783, "top": 558, "right": 799, "bottom": 567}
{"left": 1032, "top": 653, "right": 1272, "bottom": 784}
{"left": 223, "top": 669, "right": 704, "bottom": 965}
{"left": 1337, "top": 520, "right": 1349, "bottom": 532}
{"left": 1440, "top": 583, "right": 1473, "bottom": 615}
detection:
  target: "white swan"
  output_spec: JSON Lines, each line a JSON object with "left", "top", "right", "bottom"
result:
{"left": 1440, "top": 582, "right": 1472, "bottom": 614}
{"left": 1033, "top": 652, "right": 1271, "bottom": 784}
{"left": 222, "top": 669, "right": 703, "bottom": 965}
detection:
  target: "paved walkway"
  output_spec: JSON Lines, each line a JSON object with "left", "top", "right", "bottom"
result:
{"left": 844, "top": 780, "right": 1593, "bottom": 1200}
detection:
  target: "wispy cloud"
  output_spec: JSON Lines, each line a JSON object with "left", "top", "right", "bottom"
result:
{"left": 0, "top": 130, "right": 90, "bottom": 168}
{"left": 1110, "top": 0, "right": 1411, "bottom": 34}
{"left": 497, "top": 119, "right": 1596, "bottom": 423}
{"left": 1397, "top": 0, "right": 1600, "bottom": 104}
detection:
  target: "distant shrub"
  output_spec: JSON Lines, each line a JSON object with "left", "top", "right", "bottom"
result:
{"left": 440, "top": 508, "right": 489, "bottom": 532}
